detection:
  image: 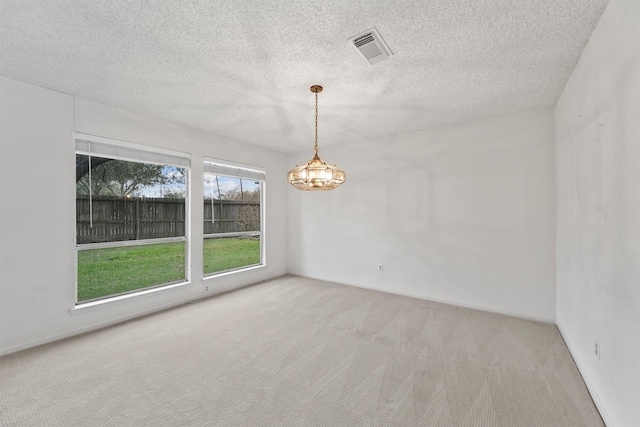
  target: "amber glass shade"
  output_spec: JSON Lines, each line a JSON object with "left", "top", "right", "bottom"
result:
{"left": 287, "top": 153, "right": 346, "bottom": 191}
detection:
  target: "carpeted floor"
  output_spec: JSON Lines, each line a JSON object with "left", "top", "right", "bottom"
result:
{"left": 0, "top": 275, "right": 603, "bottom": 426}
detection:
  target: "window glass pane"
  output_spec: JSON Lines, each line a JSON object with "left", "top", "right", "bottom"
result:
{"left": 76, "top": 154, "right": 187, "bottom": 303}
{"left": 77, "top": 242, "right": 185, "bottom": 302}
{"left": 203, "top": 237, "right": 260, "bottom": 275}
{"left": 203, "top": 173, "right": 262, "bottom": 276}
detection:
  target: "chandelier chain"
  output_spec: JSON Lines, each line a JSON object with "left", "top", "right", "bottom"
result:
{"left": 314, "top": 92, "right": 318, "bottom": 155}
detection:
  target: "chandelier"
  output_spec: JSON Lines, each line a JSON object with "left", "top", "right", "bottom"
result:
{"left": 287, "top": 85, "right": 346, "bottom": 191}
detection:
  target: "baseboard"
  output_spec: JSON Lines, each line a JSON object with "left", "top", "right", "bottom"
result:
{"left": 0, "top": 274, "right": 282, "bottom": 357}
{"left": 0, "top": 298, "right": 190, "bottom": 356}
{"left": 556, "top": 322, "right": 613, "bottom": 427}
{"left": 292, "top": 273, "right": 556, "bottom": 324}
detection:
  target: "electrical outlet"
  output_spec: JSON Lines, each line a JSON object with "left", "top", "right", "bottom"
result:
{"left": 594, "top": 341, "right": 600, "bottom": 360}
{"left": 205, "top": 285, "right": 209, "bottom": 292}
{"left": 378, "top": 264, "right": 384, "bottom": 272}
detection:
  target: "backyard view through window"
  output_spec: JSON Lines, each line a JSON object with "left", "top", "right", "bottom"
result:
{"left": 75, "top": 139, "right": 189, "bottom": 303}
{"left": 203, "top": 162, "right": 263, "bottom": 276}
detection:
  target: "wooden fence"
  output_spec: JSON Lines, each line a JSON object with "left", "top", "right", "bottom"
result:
{"left": 203, "top": 199, "right": 260, "bottom": 235}
{"left": 77, "top": 195, "right": 260, "bottom": 244}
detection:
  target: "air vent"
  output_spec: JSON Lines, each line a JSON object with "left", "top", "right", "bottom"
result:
{"left": 349, "top": 28, "right": 392, "bottom": 65}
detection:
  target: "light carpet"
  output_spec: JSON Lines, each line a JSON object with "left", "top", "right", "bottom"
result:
{"left": 0, "top": 275, "right": 603, "bottom": 426}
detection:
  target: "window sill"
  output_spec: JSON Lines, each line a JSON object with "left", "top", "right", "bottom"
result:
{"left": 70, "top": 281, "right": 192, "bottom": 315}
{"left": 203, "top": 264, "right": 265, "bottom": 281}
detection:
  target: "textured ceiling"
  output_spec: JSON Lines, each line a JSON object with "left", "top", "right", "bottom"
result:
{"left": 0, "top": 0, "right": 609, "bottom": 153}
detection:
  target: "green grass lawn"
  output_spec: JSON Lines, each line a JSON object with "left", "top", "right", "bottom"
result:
{"left": 203, "top": 237, "right": 261, "bottom": 275}
{"left": 77, "top": 238, "right": 260, "bottom": 302}
{"left": 77, "top": 242, "right": 185, "bottom": 302}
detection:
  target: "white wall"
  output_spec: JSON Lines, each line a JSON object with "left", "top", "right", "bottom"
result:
{"left": 555, "top": 0, "right": 640, "bottom": 425}
{"left": 0, "top": 76, "right": 289, "bottom": 356}
{"left": 288, "top": 109, "right": 556, "bottom": 322}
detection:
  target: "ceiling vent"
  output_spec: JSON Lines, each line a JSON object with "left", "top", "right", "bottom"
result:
{"left": 349, "top": 28, "right": 392, "bottom": 65}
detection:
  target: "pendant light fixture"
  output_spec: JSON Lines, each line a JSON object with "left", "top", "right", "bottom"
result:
{"left": 287, "top": 85, "right": 346, "bottom": 191}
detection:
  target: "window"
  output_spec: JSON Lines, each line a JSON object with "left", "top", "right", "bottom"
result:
{"left": 203, "top": 160, "right": 264, "bottom": 276}
{"left": 75, "top": 137, "right": 190, "bottom": 303}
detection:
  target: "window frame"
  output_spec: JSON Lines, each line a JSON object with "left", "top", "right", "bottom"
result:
{"left": 203, "top": 158, "right": 266, "bottom": 278}
{"left": 74, "top": 132, "right": 192, "bottom": 306}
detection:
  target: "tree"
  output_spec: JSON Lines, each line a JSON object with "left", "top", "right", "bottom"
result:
{"left": 75, "top": 156, "right": 112, "bottom": 183}
{"left": 240, "top": 188, "right": 260, "bottom": 202}
{"left": 163, "top": 191, "right": 186, "bottom": 199}
{"left": 76, "top": 155, "right": 177, "bottom": 197}
{"left": 235, "top": 205, "right": 260, "bottom": 231}
{"left": 220, "top": 187, "right": 260, "bottom": 202}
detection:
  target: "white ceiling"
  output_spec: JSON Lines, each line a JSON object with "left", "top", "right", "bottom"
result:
{"left": 0, "top": 0, "right": 609, "bottom": 153}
